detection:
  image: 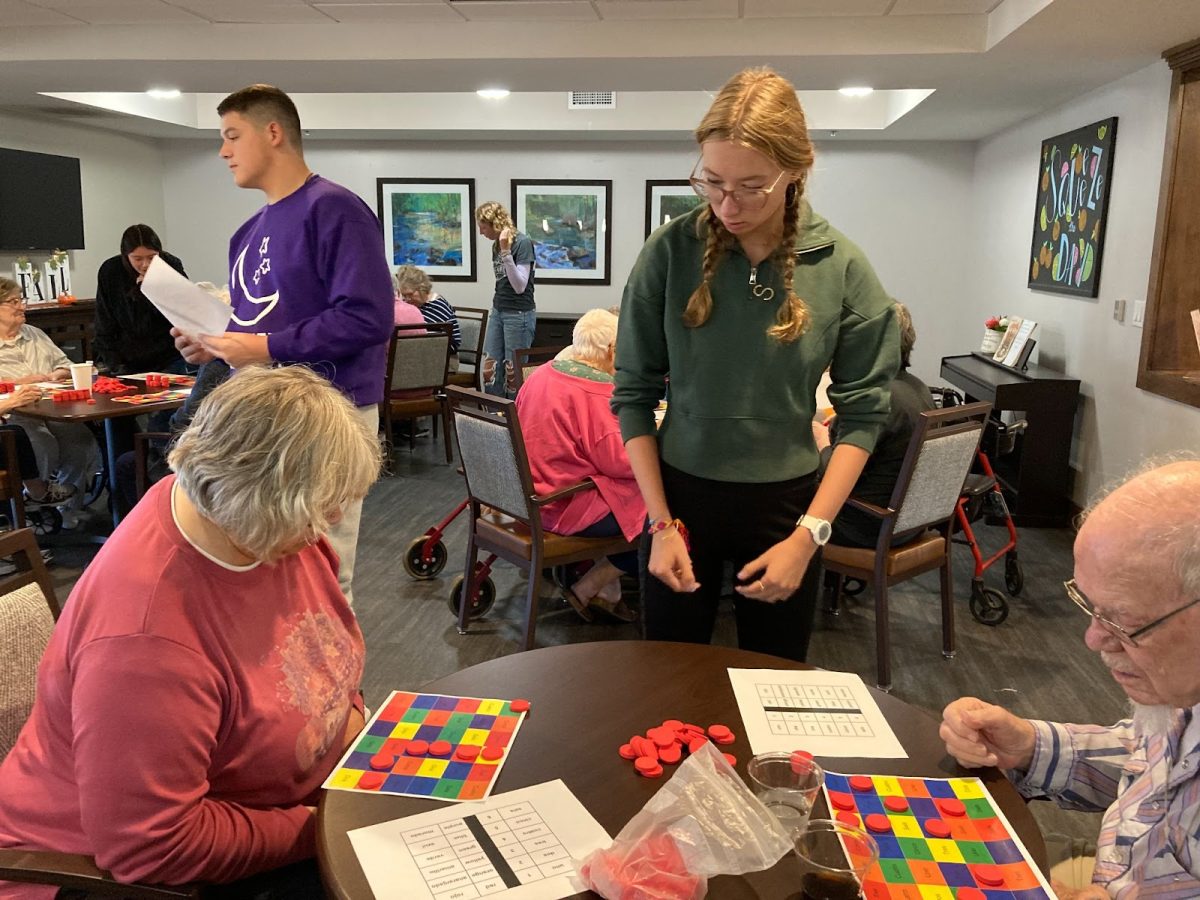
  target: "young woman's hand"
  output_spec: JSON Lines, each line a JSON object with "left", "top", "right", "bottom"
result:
{"left": 499, "top": 228, "right": 514, "bottom": 254}
{"left": 735, "top": 531, "right": 817, "bottom": 603}
{"left": 648, "top": 527, "right": 699, "bottom": 593}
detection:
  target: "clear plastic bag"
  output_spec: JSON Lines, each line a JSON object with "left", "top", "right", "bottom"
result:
{"left": 578, "top": 742, "right": 793, "bottom": 900}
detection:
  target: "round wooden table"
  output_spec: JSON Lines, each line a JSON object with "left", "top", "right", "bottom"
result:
{"left": 318, "top": 641, "right": 1046, "bottom": 899}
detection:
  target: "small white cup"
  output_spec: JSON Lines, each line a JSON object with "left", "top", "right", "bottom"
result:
{"left": 70, "top": 362, "right": 94, "bottom": 391}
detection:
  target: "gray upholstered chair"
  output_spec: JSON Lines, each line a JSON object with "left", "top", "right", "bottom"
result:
{"left": 446, "top": 386, "right": 635, "bottom": 651}
{"left": 0, "top": 528, "right": 198, "bottom": 896}
{"left": 0, "top": 527, "right": 58, "bottom": 758}
{"left": 447, "top": 306, "right": 489, "bottom": 393}
{"left": 381, "top": 322, "right": 454, "bottom": 464}
{"left": 822, "top": 401, "right": 992, "bottom": 690}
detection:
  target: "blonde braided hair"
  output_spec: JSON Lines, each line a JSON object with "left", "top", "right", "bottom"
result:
{"left": 683, "top": 68, "right": 815, "bottom": 343}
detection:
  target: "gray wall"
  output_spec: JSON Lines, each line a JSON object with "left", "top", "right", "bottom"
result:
{"left": 968, "top": 60, "right": 1199, "bottom": 504}
{"left": 0, "top": 112, "right": 167, "bottom": 298}
{"left": 158, "top": 137, "right": 977, "bottom": 383}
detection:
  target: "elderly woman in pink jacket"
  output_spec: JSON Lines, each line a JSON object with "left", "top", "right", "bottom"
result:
{"left": 515, "top": 309, "right": 643, "bottom": 623}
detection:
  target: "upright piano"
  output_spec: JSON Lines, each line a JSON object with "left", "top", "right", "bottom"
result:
{"left": 940, "top": 353, "right": 1081, "bottom": 528}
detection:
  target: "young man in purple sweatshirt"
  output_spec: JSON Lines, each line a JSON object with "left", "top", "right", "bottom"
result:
{"left": 172, "top": 84, "right": 393, "bottom": 604}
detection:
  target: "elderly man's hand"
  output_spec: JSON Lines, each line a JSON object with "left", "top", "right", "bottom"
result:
{"left": 940, "top": 697, "right": 1037, "bottom": 771}
{"left": 172, "top": 327, "right": 216, "bottom": 365}
{"left": 199, "top": 332, "right": 271, "bottom": 369}
{"left": 1052, "top": 879, "right": 1112, "bottom": 899}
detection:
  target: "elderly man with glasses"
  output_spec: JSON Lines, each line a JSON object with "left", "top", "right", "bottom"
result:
{"left": 940, "top": 460, "right": 1200, "bottom": 899}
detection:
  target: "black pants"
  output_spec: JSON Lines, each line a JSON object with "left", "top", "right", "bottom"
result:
{"left": 640, "top": 462, "right": 822, "bottom": 662}
{"left": 575, "top": 512, "right": 638, "bottom": 574}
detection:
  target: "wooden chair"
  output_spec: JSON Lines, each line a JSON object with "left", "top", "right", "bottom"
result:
{"left": 447, "top": 306, "right": 489, "bottom": 393}
{"left": 822, "top": 401, "right": 992, "bottom": 691}
{"left": 0, "top": 528, "right": 196, "bottom": 897}
{"left": 447, "top": 386, "right": 635, "bottom": 651}
{"left": 0, "top": 429, "right": 27, "bottom": 530}
{"left": 380, "top": 322, "right": 454, "bottom": 464}
{"left": 510, "top": 345, "right": 568, "bottom": 393}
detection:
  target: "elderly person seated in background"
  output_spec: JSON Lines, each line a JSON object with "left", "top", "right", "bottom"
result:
{"left": 0, "top": 277, "right": 98, "bottom": 510}
{"left": 515, "top": 308, "right": 642, "bottom": 623}
{"left": 814, "top": 301, "right": 934, "bottom": 548}
{"left": 394, "top": 264, "right": 461, "bottom": 371}
{"left": 0, "top": 365, "right": 381, "bottom": 899}
{"left": 941, "top": 460, "right": 1200, "bottom": 899}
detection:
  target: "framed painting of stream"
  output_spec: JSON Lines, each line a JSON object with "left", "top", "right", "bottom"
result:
{"left": 511, "top": 180, "right": 612, "bottom": 285}
{"left": 377, "top": 178, "right": 476, "bottom": 282}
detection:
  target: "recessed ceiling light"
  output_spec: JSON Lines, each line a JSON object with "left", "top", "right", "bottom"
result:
{"left": 146, "top": 88, "right": 181, "bottom": 100}
{"left": 476, "top": 88, "right": 510, "bottom": 100}
{"left": 838, "top": 86, "right": 874, "bottom": 98}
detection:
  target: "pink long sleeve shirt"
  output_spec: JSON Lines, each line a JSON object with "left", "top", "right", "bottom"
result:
{"left": 515, "top": 360, "right": 646, "bottom": 542}
{"left": 0, "top": 476, "right": 364, "bottom": 897}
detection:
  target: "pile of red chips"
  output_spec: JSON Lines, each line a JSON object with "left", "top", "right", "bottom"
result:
{"left": 92, "top": 376, "right": 134, "bottom": 395}
{"left": 618, "top": 719, "right": 737, "bottom": 778}
{"left": 0, "top": 382, "right": 14, "bottom": 394}
{"left": 145, "top": 374, "right": 175, "bottom": 388}
{"left": 52, "top": 389, "right": 91, "bottom": 403}
{"left": 579, "top": 831, "right": 704, "bottom": 900}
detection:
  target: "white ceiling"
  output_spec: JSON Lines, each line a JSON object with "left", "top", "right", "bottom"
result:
{"left": 0, "top": 0, "right": 1198, "bottom": 142}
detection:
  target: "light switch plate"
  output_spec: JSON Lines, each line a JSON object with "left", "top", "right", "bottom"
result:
{"left": 1132, "top": 299, "right": 1146, "bottom": 328}
{"left": 1113, "top": 299, "right": 1126, "bottom": 323}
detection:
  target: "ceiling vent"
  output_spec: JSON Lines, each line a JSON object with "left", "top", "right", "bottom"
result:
{"left": 568, "top": 91, "right": 616, "bottom": 110}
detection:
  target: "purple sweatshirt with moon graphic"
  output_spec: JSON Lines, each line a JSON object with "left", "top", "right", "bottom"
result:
{"left": 226, "top": 175, "right": 394, "bottom": 406}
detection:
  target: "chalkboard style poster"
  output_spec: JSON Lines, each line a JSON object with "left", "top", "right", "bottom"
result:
{"left": 1028, "top": 117, "right": 1117, "bottom": 297}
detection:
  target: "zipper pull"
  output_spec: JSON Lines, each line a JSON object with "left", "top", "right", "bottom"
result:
{"left": 748, "top": 266, "right": 775, "bottom": 303}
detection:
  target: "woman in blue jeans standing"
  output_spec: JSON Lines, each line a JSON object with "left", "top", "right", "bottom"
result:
{"left": 475, "top": 201, "right": 536, "bottom": 397}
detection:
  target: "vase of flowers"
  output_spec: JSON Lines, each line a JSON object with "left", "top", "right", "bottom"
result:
{"left": 981, "top": 316, "right": 1008, "bottom": 354}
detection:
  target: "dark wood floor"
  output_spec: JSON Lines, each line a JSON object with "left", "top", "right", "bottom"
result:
{"left": 43, "top": 434, "right": 1127, "bottom": 846}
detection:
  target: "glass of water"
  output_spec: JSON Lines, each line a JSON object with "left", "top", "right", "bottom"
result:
{"left": 746, "top": 751, "right": 825, "bottom": 834}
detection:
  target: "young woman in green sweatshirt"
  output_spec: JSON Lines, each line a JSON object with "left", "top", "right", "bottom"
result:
{"left": 612, "top": 68, "right": 899, "bottom": 661}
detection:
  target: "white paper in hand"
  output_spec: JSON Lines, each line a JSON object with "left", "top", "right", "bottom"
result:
{"left": 141, "top": 256, "right": 231, "bottom": 338}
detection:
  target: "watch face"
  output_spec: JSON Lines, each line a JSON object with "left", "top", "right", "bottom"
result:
{"left": 815, "top": 520, "right": 832, "bottom": 543}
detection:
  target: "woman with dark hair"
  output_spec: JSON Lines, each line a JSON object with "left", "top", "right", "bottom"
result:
{"left": 93, "top": 224, "right": 189, "bottom": 376}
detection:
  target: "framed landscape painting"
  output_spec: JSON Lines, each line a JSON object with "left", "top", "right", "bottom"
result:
{"left": 511, "top": 180, "right": 612, "bottom": 285}
{"left": 376, "top": 178, "right": 476, "bottom": 282}
{"left": 645, "top": 180, "right": 704, "bottom": 237}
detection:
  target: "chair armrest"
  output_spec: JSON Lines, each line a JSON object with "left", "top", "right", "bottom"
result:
{"left": 843, "top": 497, "right": 895, "bottom": 520}
{"left": 532, "top": 479, "right": 597, "bottom": 506}
{"left": 0, "top": 849, "right": 201, "bottom": 897}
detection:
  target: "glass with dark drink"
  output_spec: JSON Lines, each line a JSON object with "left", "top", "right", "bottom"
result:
{"left": 793, "top": 819, "right": 878, "bottom": 900}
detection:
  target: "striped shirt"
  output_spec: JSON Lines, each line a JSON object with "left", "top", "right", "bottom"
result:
{"left": 419, "top": 294, "right": 461, "bottom": 353}
{"left": 1015, "top": 707, "right": 1200, "bottom": 897}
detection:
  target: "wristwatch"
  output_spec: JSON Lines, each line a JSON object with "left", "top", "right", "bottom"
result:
{"left": 796, "top": 514, "right": 832, "bottom": 546}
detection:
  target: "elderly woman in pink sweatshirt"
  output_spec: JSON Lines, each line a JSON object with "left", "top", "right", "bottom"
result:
{"left": 515, "top": 308, "right": 644, "bottom": 623}
{"left": 0, "top": 365, "right": 380, "bottom": 899}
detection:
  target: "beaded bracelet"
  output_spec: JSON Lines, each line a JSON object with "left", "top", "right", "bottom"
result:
{"left": 648, "top": 517, "right": 690, "bottom": 550}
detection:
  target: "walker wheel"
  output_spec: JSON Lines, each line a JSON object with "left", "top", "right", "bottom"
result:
{"left": 29, "top": 507, "right": 63, "bottom": 537}
{"left": 1004, "top": 555, "right": 1024, "bottom": 596}
{"left": 970, "top": 585, "right": 1009, "bottom": 626}
{"left": 448, "top": 575, "right": 496, "bottom": 621}
{"left": 403, "top": 536, "right": 447, "bottom": 580}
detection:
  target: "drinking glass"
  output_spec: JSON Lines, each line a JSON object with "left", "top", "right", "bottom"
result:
{"left": 746, "top": 751, "right": 824, "bottom": 834}
{"left": 793, "top": 819, "right": 879, "bottom": 900}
